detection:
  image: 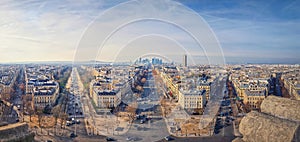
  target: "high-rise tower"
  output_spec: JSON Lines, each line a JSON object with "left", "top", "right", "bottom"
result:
{"left": 183, "top": 54, "right": 187, "bottom": 67}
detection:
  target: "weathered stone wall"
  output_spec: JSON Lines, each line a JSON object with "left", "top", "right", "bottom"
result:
{"left": 260, "top": 96, "right": 300, "bottom": 122}
{"left": 239, "top": 111, "right": 300, "bottom": 142}
{"left": 0, "top": 122, "right": 35, "bottom": 142}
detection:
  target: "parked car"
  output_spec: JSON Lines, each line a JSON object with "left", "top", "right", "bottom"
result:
{"left": 70, "top": 132, "right": 77, "bottom": 138}
{"left": 106, "top": 137, "right": 116, "bottom": 141}
{"left": 66, "top": 121, "right": 72, "bottom": 126}
{"left": 164, "top": 136, "right": 174, "bottom": 141}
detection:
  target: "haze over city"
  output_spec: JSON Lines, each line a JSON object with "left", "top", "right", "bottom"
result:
{"left": 0, "top": 0, "right": 299, "bottom": 63}
{"left": 0, "top": 1, "right": 300, "bottom": 142}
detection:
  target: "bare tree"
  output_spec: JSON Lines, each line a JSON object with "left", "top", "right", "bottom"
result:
{"left": 0, "top": 100, "right": 8, "bottom": 121}
{"left": 36, "top": 107, "right": 43, "bottom": 127}
{"left": 22, "top": 95, "right": 33, "bottom": 122}
{"left": 255, "top": 100, "right": 263, "bottom": 111}
{"left": 60, "top": 112, "right": 68, "bottom": 129}
{"left": 1, "top": 94, "right": 10, "bottom": 102}
{"left": 51, "top": 105, "right": 61, "bottom": 135}
{"left": 125, "top": 102, "right": 137, "bottom": 123}
{"left": 52, "top": 105, "right": 61, "bottom": 126}
{"left": 136, "top": 85, "right": 144, "bottom": 92}
{"left": 35, "top": 106, "right": 44, "bottom": 134}
{"left": 243, "top": 103, "right": 251, "bottom": 113}
{"left": 27, "top": 105, "right": 34, "bottom": 122}
{"left": 160, "top": 98, "right": 170, "bottom": 117}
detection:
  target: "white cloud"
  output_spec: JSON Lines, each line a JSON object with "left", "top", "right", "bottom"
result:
{"left": 73, "top": 0, "right": 225, "bottom": 65}
{"left": 0, "top": 0, "right": 298, "bottom": 63}
{"left": 0, "top": 0, "right": 101, "bottom": 62}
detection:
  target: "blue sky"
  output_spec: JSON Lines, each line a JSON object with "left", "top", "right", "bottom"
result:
{"left": 185, "top": 0, "right": 300, "bottom": 63}
{"left": 0, "top": 0, "right": 299, "bottom": 63}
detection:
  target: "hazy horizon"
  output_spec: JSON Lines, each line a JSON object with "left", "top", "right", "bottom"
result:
{"left": 1, "top": 55, "right": 299, "bottom": 65}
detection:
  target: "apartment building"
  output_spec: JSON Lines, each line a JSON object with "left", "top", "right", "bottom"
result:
{"left": 24, "top": 65, "right": 60, "bottom": 108}
{"left": 90, "top": 66, "right": 126, "bottom": 110}
{"left": 243, "top": 90, "right": 266, "bottom": 109}
{"left": 0, "top": 66, "right": 18, "bottom": 96}
{"left": 197, "top": 80, "right": 211, "bottom": 101}
{"left": 282, "top": 74, "right": 300, "bottom": 100}
{"left": 178, "top": 89, "right": 206, "bottom": 109}
{"left": 33, "top": 87, "right": 59, "bottom": 107}
{"left": 92, "top": 90, "right": 120, "bottom": 108}
{"left": 160, "top": 66, "right": 180, "bottom": 99}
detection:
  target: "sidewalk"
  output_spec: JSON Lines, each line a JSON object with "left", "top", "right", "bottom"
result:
{"left": 81, "top": 88, "right": 132, "bottom": 136}
{"left": 163, "top": 104, "right": 191, "bottom": 137}
{"left": 92, "top": 114, "right": 132, "bottom": 136}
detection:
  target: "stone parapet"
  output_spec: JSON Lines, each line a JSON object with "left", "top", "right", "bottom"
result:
{"left": 260, "top": 96, "right": 300, "bottom": 122}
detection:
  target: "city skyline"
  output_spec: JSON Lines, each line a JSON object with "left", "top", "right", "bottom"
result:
{"left": 0, "top": 0, "right": 299, "bottom": 64}
{"left": 1, "top": 1, "right": 300, "bottom": 141}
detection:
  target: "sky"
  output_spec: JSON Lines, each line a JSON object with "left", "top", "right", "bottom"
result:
{"left": 0, "top": 0, "right": 299, "bottom": 64}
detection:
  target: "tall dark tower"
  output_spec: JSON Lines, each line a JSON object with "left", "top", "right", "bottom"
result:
{"left": 183, "top": 54, "right": 187, "bottom": 67}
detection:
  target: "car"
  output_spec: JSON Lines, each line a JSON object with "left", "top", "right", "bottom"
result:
{"left": 76, "top": 119, "right": 80, "bottom": 124}
{"left": 126, "top": 137, "right": 132, "bottom": 141}
{"left": 106, "top": 137, "right": 116, "bottom": 141}
{"left": 126, "top": 137, "right": 139, "bottom": 141}
{"left": 164, "top": 136, "right": 173, "bottom": 141}
{"left": 66, "top": 121, "right": 72, "bottom": 126}
{"left": 70, "top": 132, "right": 77, "bottom": 138}
{"left": 17, "top": 105, "right": 21, "bottom": 110}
